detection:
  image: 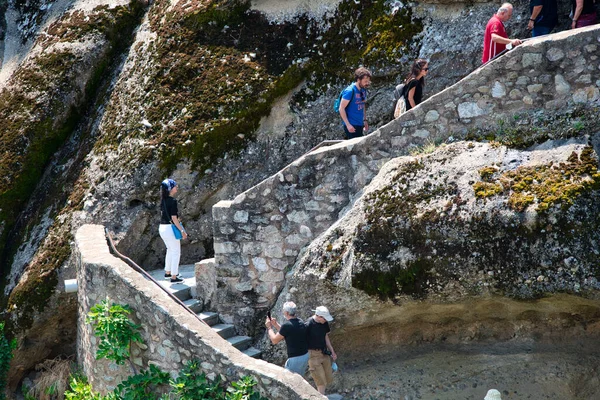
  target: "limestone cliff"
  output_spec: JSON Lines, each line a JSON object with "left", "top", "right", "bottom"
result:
{"left": 0, "top": 0, "right": 596, "bottom": 395}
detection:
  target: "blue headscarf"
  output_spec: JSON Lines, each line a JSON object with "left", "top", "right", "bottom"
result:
{"left": 161, "top": 178, "right": 177, "bottom": 191}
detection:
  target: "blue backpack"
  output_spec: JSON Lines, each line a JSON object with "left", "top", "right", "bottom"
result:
{"left": 333, "top": 86, "right": 355, "bottom": 113}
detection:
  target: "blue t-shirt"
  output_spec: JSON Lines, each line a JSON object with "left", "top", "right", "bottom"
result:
{"left": 340, "top": 83, "right": 367, "bottom": 126}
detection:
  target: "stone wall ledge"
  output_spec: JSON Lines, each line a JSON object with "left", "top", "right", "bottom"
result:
{"left": 75, "top": 224, "right": 323, "bottom": 399}
{"left": 212, "top": 26, "right": 600, "bottom": 330}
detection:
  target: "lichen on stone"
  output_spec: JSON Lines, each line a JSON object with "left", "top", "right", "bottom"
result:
{"left": 472, "top": 146, "right": 600, "bottom": 212}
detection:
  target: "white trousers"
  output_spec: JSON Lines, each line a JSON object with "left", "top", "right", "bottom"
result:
{"left": 159, "top": 224, "right": 181, "bottom": 275}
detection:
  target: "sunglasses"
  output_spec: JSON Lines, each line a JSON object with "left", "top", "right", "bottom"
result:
{"left": 423, "top": 67, "right": 429, "bottom": 71}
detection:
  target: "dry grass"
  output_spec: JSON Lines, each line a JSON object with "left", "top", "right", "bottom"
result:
{"left": 26, "top": 358, "right": 74, "bottom": 400}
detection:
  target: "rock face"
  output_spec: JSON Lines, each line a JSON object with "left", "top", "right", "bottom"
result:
{"left": 0, "top": 0, "right": 598, "bottom": 393}
{"left": 323, "top": 139, "right": 600, "bottom": 302}
{"left": 260, "top": 138, "right": 600, "bottom": 369}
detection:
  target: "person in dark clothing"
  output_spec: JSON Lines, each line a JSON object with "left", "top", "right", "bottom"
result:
{"left": 528, "top": 0, "right": 558, "bottom": 37}
{"left": 571, "top": 0, "right": 598, "bottom": 28}
{"left": 404, "top": 59, "right": 429, "bottom": 111}
{"left": 265, "top": 301, "right": 309, "bottom": 375}
{"left": 159, "top": 178, "right": 187, "bottom": 283}
{"left": 305, "top": 306, "right": 337, "bottom": 395}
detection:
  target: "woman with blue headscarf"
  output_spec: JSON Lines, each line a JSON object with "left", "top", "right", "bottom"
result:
{"left": 159, "top": 178, "right": 187, "bottom": 283}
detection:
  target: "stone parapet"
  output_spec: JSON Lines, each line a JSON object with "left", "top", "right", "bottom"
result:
{"left": 74, "top": 224, "right": 323, "bottom": 399}
{"left": 212, "top": 26, "right": 600, "bottom": 331}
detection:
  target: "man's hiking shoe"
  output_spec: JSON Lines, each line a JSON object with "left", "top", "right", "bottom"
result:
{"left": 165, "top": 273, "right": 180, "bottom": 279}
{"left": 170, "top": 277, "right": 184, "bottom": 283}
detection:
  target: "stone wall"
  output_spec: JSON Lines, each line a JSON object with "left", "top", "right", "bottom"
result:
{"left": 74, "top": 224, "right": 323, "bottom": 399}
{"left": 211, "top": 25, "right": 600, "bottom": 332}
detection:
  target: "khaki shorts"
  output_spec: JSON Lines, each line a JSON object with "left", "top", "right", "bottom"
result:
{"left": 308, "top": 349, "right": 333, "bottom": 387}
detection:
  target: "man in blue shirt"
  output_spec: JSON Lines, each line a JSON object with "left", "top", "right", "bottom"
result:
{"left": 339, "top": 67, "right": 371, "bottom": 139}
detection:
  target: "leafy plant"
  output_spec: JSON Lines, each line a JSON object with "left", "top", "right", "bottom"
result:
{"left": 112, "top": 364, "right": 170, "bottom": 400}
{"left": 226, "top": 376, "right": 268, "bottom": 400}
{"left": 171, "top": 360, "right": 224, "bottom": 399}
{"left": 64, "top": 374, "right": 105, "bottom": 400}
{"left": 85, "top": 301, "right": 143, "bottom": 373}
{"left": 0, "top": 322, "right": 17, "bottom": 400}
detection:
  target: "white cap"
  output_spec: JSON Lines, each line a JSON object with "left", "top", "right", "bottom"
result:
{"left": 484, "top": 389, "right": 502, "bottom": 400}
{"left": 313, "top": 306, "right": 333, "bottom": 322}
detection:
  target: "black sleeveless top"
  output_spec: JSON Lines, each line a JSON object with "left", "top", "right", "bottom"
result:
{"left": 405, "top": 79, "right": 423, "bottom": 111}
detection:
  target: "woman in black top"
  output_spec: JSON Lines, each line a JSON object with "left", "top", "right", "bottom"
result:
{"left": 571, "top": 0, "right": 598, "bottom": 28}
{"left": 405, "top": 59, "right": 429, "bottom": 111}
{"left": 159, "top": 178, "right": 187, "bottom": 283}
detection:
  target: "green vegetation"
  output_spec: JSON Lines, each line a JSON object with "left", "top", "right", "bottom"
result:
{"left": 86, "top": 301, "right": 143, "bottom": 372}
{"left": 65, "top": 374, "right": 105, "bottom": 400}
{"left": 472, "top": 146, "right": 600, "bottom": 212}
{"left": 473, "top": 181, "right": 503, "bottom": 198}
{"left": 2, "top": 0, "right": 146, "bottom": 335}
{"left": 0, "top": 322, "right": 17, "bottom": 400}
{"left": 97, "top": 0, "right": 422, "bottom": 173}
{"left": 65, "top": 302, "right": 269, "bottom": 399}
{"left": 353, "top": 260, "right": 431, "bottom": 300}
{"left": 409, "top": 139, "right": 442, "bottom": 156}
{"left": 111, "top": 364, "right": 170, "bottom": 400}
{"left": 63, "top": 363, "right": 267, "bottom": 400}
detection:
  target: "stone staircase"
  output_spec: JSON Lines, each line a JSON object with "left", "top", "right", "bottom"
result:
{"left": 147, "top": 264, "right": 262, "bottom": 359}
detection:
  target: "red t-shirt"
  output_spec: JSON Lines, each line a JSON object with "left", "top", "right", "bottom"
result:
{"left": 482, "top": 15, "right": 507, "bottom": 63}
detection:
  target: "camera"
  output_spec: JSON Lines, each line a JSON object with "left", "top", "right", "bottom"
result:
{"left": 322, "top": 348, "right": 332, "bottom": 356}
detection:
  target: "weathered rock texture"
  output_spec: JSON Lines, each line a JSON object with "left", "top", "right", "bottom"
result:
{"left": 211, "top": 26, "right": 600, "bottom": 333}
{"left": 1, "top": 0, "right": 598, "bottom": 391}
{"left": 75, "top": 224, "right": 323, "bottom": 399}
{"left": 256, "top": 139, "right": 600, "bottom": 398}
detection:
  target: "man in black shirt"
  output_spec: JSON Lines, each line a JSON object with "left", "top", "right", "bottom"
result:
{"left": 527, "top": 0, "right": 558, "bottom": 37}
{"left": 265, "top": 301, "right": 309, "bottom": 375}
{"left": 305, "top": 306, "right": 337, "bottom": 395}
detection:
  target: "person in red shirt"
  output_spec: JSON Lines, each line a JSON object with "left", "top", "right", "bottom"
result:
{"left": 482, "top": 3, "right": 522, "bottom": 64}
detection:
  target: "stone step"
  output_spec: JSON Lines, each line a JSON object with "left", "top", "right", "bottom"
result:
{"left": 226, "top": 335, "right": 252, "bottom": 350}
{"left": 147, "top": 265, "right": 196, "bottom": 301}
{"left": 183, "top": 298, "right": 202, "bottom": 313}
{"left": 198, "top": 311, "right": 219, "bottom": 326}
{"left": 212, "top": 323, "right": 235, "bottom": 339}
{"left": 168, "top": 284, "right": 191, "bottom": 301}
{"left": 242, "top": 346, "right": 262, "bottom": 359}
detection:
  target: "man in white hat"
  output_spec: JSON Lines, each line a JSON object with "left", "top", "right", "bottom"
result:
{"left": 305, "top": 306, "right": 337, "bottom": 394}
{"left": 484, "top": 389, "right": 502, "bottom": 400}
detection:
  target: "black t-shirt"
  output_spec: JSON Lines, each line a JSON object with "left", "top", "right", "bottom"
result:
{"left": 279, "top": 318, "right": 308, "bottom": 357}
{"left": 531, "top": 0, "right": 558, "bottom": 28}
{"left": 161, "top": 197, "right": 178, "bottom": 224}
{"left": 405, "top": 79, "right": 423, "bottom": 111}
{"left": 305, "top": 317, "right": 330, "bottom": 350}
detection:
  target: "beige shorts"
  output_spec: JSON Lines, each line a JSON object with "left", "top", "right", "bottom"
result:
{"left": 308, "top": 349, "right": 333, "bottom": 387}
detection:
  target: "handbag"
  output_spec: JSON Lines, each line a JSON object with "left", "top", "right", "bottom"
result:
{"left": 171, "top": 224, "right": 183, "bottom": 240}
{"left": 162, "top": 200, "right": 184, "bottom": 240}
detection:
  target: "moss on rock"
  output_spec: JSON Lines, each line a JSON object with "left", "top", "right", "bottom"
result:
{"left": 1, "top": 1, "right": 146, "bottom": 332}
{"left": 96, "top": 0, "right": 422, "bottom": 174}
{"left": 472, "top": 146, "right": 600, "bottom": 212}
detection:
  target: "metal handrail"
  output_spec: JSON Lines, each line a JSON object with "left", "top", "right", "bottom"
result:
{"left": 104, "top": 228, "right": 209, "bottom": 326}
